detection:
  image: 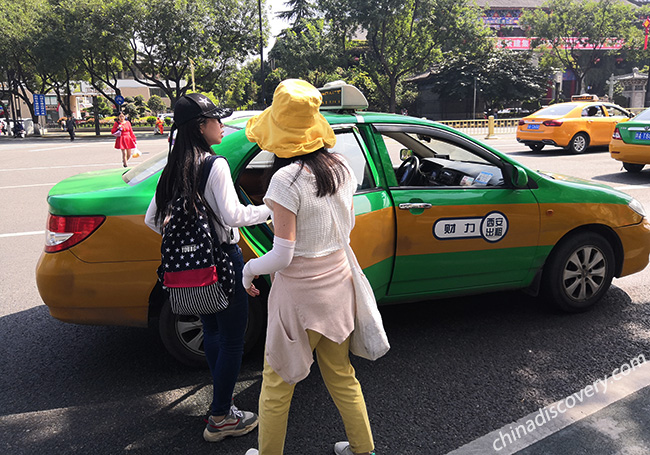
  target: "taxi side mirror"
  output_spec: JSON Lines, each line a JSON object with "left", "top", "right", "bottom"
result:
{"left": 504, "top": 163, "right": 529, "bottom": 188}
{"left": 400, "top": 148, "right": 413, "bottom": 160}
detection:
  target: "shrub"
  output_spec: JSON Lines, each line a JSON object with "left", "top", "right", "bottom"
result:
{"left": 145, "top": 116, "right": 157, "bottom": 126}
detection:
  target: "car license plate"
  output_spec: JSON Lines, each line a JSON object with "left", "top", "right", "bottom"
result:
{"left": 634, "top": 132, "right": 650, "bottom": 140}
{"left": 527, "top": 124, "right": 540, "bottom": 130}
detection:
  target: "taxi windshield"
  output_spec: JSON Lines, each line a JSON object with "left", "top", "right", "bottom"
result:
{"left": 534, "top": 104, "right": 579, "bottom": 117}
{"left": 123, "top": 124, "right": 241, "bottom": 185}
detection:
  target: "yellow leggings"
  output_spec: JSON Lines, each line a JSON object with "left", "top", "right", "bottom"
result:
{"left": 257, "top": 330, "right": 374, "bottom": 455}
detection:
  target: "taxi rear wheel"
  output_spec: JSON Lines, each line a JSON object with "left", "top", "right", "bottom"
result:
{"left": 158, "top": 293, "right": 266, "bottom": 367}
{"left": 569, "top": 133, "right": 589, "bottom": 154}
{"left": 623, "top": 162, "right": 645, "bottom": 173}
{"left": 528, "top": 144, "right": 544, "bottom": 152}
{"left": 542, "top": 232, "right": 614, "bottom": 312}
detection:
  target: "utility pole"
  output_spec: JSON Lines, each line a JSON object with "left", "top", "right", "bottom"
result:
{"left": 258, "top": 0, "right": 266, "bottom": 107}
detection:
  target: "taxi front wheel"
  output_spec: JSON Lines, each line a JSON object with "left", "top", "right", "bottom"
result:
{"left": 569, "top": 133, "right": 589, "bottom": 154}
{"left": 157, "top": 293, "right": 266, "bottom": 367}
{"left": 623, "top": 162, "right": 644, "bottom": 173}
{"left": 542, "top": 232, "right": 614, "bottom": 312}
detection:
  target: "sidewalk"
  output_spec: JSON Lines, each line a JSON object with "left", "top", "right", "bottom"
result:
{"left": 0, "top": 129, "right": 162, "bottom": 141}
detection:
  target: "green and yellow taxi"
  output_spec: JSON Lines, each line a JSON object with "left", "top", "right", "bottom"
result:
{"left": 610, "top": 106, "right": 650, "bottom": 173}
{"left": 36, "top": 83, "right": 650, "bottom": 366}
{"left": 517, "top": 95, "right": 633, "bottom": 153}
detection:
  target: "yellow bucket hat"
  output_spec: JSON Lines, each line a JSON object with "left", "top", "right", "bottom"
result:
{"left": 245, "top": 79, "right": 336, "bottom": 158}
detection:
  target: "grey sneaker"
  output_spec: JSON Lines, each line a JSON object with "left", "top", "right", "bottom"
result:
{"left": 203, "top": 405, "right": 258, "bottom": 442}
{"left": 334, "top": 441, "right": 375, "bottom": 455}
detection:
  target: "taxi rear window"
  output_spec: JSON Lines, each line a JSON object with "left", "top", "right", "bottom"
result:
{"left": 534, "top": 104, "right": 578, "bottom": 116}
{"left": 122, "top": 124, "right": 240, "bottom": 186}
{"left": 633, "top": 108, "right": 650, "bottom": 122}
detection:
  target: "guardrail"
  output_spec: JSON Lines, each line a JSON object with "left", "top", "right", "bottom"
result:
{"left": 438, "top": 117, "right": 520, "bottom": 136}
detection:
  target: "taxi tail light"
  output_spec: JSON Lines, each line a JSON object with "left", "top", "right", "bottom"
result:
{"left": 612, "top": 127, "right": 622, "bottom": 140}
{"left": 44, "top": 214, "right": 106, "bottom": 253}
{"left": 542, "top": 119, "right": 563, "bottom": 127}
{"left": 518, "top": 119, "right": 526, "bottom": 126}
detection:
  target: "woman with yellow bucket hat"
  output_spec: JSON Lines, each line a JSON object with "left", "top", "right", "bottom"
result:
{"left": 242, "top": 79, "right": 375, "bottom": 455}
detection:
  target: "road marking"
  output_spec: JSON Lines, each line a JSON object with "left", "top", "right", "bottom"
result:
{"left": 0, "top": 230, "right": 45, "bottom": 238}
{"left": 613, "top": 184, "right": 650, "bottom": 191}
{"left": 0, "top": 163, "right": 119, "bottom": 172}
{"left": 0, "top": 183, "right": 57, "bottom": 190}
{"left": 26, "top": 143, "right": 113, "bottom": 153}
{"left": 446, "top": 360, "right": 650, "bottom": 455}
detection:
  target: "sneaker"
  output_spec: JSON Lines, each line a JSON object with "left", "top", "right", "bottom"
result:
{"left": 203, "top": 405, "right": 258, "bottom": 442}
{"left": 334, "top": 441, "right": 375, "bottom": 455}
{"left": 245, "top": 450, "right": 259, "bottom": 455}
{"left": 334, "top": 442, "right": 353, "bottom": 455}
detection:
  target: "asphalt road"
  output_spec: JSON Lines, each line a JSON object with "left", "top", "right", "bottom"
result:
{"left": 1, "top": 132, "right": 650, "bottom": 455}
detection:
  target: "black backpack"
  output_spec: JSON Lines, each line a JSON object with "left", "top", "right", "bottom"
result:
{"left": 158, "top": 155, "right": 236, "bottom": 315}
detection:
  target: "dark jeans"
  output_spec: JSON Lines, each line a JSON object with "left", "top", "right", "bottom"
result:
{"left": 68, "top": 129, "right": 75, "bottom": 141}
{"left": 200, "top": 243, "right": 248, "bottom": 416}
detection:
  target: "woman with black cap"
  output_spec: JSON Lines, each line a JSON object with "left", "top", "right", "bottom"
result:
{"left": 243, "top": 80, "right": 375, "bottom": 455}
{"left": 145, "top": 93, "right": 270, "bottom": 443}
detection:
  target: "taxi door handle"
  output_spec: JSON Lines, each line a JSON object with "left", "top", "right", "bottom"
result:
{"left": 399, "top": 203, "right": 432, "bottom": 210}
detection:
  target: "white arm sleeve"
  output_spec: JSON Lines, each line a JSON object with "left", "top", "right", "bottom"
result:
{"left": 144, "top": 196, "right": 161, "bottom": 234}
{"left": 206, "top": 157, "right": 271, "bottom": 227}
{"left": 242, "top": 236, "right": 295, "bottom": 289}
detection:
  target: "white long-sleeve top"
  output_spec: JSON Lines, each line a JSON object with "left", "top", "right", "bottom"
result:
{"left": 145, "top": 155, "right": 271, "bottom": 243}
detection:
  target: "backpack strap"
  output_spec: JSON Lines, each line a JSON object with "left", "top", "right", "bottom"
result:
{"left": 199, "top": 155, "right": 234, "bottom": 243}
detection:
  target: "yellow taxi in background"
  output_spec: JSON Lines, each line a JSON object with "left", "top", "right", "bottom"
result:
{"left": 517, "top": 95, "right": 633, "bottom": 153}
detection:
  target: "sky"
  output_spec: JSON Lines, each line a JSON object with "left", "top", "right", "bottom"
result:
{"left": 265, "top": 0, "right": 292, "bottom": 51}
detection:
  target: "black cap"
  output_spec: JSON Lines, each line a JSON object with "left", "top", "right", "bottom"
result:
{"left": 173, "top": 93, "right": 232, "bottom": 127}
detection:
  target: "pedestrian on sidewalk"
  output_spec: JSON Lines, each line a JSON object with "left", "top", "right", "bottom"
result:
{"left": 111, "top": 113, "right": 137, "bottom": 167}
{"left": 144, "top": 93, "right": 270, "bottom": 444}
{"left": 66, "top": 116, "right": 76, "bottom": 141}
{"left": 242, "top": 79, "right": 376, "bottom": 455}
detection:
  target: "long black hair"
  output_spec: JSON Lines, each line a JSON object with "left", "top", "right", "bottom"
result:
{"left": 154, "top": 116, "right": 214, "bottom": 227}
{"left": 266, "top": 148, "right": 349, "bottom": 197}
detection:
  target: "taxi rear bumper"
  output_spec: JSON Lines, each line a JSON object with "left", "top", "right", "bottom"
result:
{"left": 610, "top": 140, "right": 650, "bottom": 165}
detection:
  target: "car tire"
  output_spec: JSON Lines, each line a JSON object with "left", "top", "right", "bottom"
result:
{"left": 542, "top": 232, "right": 615, "bottom": 312}
{"left": 569, "top": 133, "right": 589, "bottom": 154}
{"left": 158, "top": 291, "right": 266, "bottom": 367}
{"left": 623, "top": 162, "right": 645, "bottom": 173}
{"left": 529, "top": 143, "right": 544, "bottom": 152}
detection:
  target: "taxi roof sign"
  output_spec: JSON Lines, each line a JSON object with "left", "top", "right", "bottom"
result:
{"left": 571, "top": 94, "right": 599, "bottom": 101}
{"left": 319, "top": 81, "right": 369, "bottom": 111}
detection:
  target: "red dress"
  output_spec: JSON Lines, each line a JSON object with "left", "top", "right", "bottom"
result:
{"left": 111, "top": 121, "right": 137, "bottom": 149}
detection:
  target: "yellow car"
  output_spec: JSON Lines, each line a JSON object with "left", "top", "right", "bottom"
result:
{"left": 517, "top": 95, "right": 632, "bottom": 153}
{"left": 610, "top": 106, "right": 650, "bottom": 173}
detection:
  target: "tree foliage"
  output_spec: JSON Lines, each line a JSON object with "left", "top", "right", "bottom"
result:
{"left": 432, "top": 50, "right": 549, "bottom": 112}
{"left": 521, "top": 0, "right": 638, "bottom": 94}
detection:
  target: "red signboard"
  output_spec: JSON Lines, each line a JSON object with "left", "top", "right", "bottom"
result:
{"left": 497, "top": 37, "right": 624, "bottom": 51}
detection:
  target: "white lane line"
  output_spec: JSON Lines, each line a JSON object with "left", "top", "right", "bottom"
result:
{"left": 446, "top": 358, "right": 650, "bottom": 455}
{"left": 26, "top": 143, "right": 112, "bottom": 152}
{"left": 0, "top": 163, "right": 119, "bottom": 172}
{"left": 0, "top": 230, "right": 45, "bottom": 238}
{"left": 613, "top": 184, "right": 650, "bottom": 191}
{"left": 0, "top": 183, "right": 57, "bottom": 190}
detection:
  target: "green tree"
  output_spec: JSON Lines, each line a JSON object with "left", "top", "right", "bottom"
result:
{"left": 520, "top": 0, "right": 638, "bottom": 94}
{"left": 114, "top": 0, "right": 262, "bottom": 106}
{"left": 276, "top": 0, "right": 315, "bottom": 28}
{"left": 269, "top": 19, "right": 344, "bottom": 85}
{"left": 320, "top": 0, "right": 492, "bottom": 112}
{"left": 147, "top": 95, "right": 166, "bottom": 115}
{"left": 432, "top": 50, "right": 549, "bottom": 113}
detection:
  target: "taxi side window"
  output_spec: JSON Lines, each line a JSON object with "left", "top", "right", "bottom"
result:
{"left": 237, "top": 130, "right": 375, "bottom": 205}
{"left": 328, "top": 130, "right": 376, "bottom": 191}
{"left": 582, "top": 106, "right": 604, "bottom": 117}
{"left": 606, "top": 105, "right": 628, "bottom": 117}
{"left": 380, "top": 131, "right": 504, "bottom": 188}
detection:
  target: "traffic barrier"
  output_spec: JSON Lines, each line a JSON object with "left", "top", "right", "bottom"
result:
{"left": 438, "top": 118, "right": 520, "bottom": 136}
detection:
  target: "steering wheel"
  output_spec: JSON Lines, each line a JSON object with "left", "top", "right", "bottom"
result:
{"left": 395, "top": 155, "right": 420, "bottom": 186}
